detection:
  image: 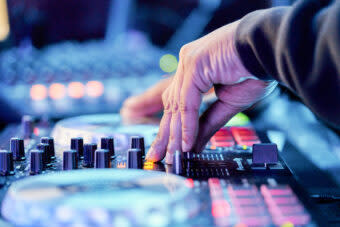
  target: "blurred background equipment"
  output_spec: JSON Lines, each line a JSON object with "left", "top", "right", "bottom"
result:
{"left": 0, "top": 0, "right": 273, "bottom": 121}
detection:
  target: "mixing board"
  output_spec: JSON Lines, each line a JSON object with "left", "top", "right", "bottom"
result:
{"left": 0, "top": 114, "right": 325, "bottom": 226}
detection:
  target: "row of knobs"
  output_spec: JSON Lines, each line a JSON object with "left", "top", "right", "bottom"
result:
{"left": 64, "top": 136, "right": 145, "bottom": 170}
{"left": 0, "top": 135, "right": 145, "bottom": 175}
{"left": 0, "top": 137, "right": 56, "bottom": 175}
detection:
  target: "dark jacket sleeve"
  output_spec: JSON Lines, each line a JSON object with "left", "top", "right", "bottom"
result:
{"left": 235, "top": 0, "right": 340, "bottom": 130}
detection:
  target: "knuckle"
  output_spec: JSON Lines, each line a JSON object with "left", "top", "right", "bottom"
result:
{"left": 179, "top": 44, "right": 191, "bottom": 58}
{"left": 161, "top": 92, "right": 168, "bottom": 104}
{"left": 179, "top": 101, "right": 199, "bottom": 113}
{"left": 171, "top": 101, "right": 179, "bottom": 114}
{"left": 182, "top": 125, "right": 192, "bottom": 138}
{"left": 179, "top": 43, "right": 198, "bottom": 64}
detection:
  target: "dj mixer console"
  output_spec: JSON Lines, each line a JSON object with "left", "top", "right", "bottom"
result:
{"left": 0, "top": 114, "right": 326, "bottom": 227}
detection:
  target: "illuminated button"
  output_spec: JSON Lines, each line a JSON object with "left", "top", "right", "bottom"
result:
{"left": 143, "top": 161, "right": 154, "bottom": 170}
{"left": 185, "top": 178, "right": 194, "bottom": 188}
{"left": 232, "top": 197, "right": 263, "bottom": 206}
{"left": 239, "top": 215, "right": 271, "bottom": 227}
{"left": 116, "top": 162, "right": 126, "bottom": 169}
{"left": 260, "top": 185, "right": 293, "bottom": 197}
{"left": 235, "top": 206, "right": 267, "bottom": 216}
{"left": 228, "top": 185, "right": 258, "bottom": 196}
{"left": 211, "top": 200, "right": 231, "bottom": 218}
{"left": 231, "top": 127, "right": 261, "bottom": 146}
{"left": 266, "top": 196, "right": 298, "bottom": 206}
{"left": 269, "top": 204, "right": 304, "bottom": 216}
{"left": 210, "top": 128, "right": 235, "bottom": 147}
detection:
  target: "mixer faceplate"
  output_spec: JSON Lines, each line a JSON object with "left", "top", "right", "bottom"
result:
{"left": 2, "top": 169, "right": 200, "bottom": 227}
{"left": 51, "top": 114, "right": 159, "bottom": 157}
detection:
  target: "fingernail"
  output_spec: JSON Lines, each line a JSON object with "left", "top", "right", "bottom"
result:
{"left": 165, "top": 152, "right": 173, "bottom": 164}
{"left": 182, "top": 140, "right": 189, "bottom": 153}
{"left": 145, "top": 147, "right": 154, "bottom": 161}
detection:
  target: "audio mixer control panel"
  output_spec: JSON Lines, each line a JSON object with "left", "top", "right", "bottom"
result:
{"left": 0, "top": 115, "right": 325, "bottom": 227}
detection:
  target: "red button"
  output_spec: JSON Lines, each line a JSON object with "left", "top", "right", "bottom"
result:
{"left": 212, "top": 200, "right": 231, "bottom": 218}
{"left": 239, "top": 215, "right": 271, "bottom": 226}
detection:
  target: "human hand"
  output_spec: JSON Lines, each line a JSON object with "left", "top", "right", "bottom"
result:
{"left": 121, "top": 77, "right": 173, "bottom": 124}
{"left": 145, "top": 20, "right": 277, "bottom": 164}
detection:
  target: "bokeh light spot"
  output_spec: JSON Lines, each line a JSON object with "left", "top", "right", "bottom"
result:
{"left": 68, "top": 82, "right": 85, "bottom": 99}
{"left": 159, "top": 54, "right": 178, "bottom": 73}
{"left": 30, "top": 84, "right": 47, "bottom": 101}
{"left": 49, "top": 83, "right": 66, "bottom": 100}
{"left": 281, "top": 222, "right": 294, "bottom": 227}
{"left": 86, "top": 81, "right": 104, "bottom": 98}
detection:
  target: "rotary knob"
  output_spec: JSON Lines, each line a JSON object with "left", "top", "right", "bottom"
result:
{"left": 101, "top": 137, "right": 115, "bottom": 158}
{"left": 130, "top": 136, "right": 145, "bottom": 157}
{"left": 10, "top": 138, "right": 25, "bottom": 161}
{"left": 172, "top": 150, "right": 183, "bottom": 175}
{"left": 63, "top": 150, "right": 78, "bottom": 170}
{"left": 30, "top": 150, "right": 44, "bottom": 175}
{"left": 71, "top": 137, "right": 84, "bottom": 159}
{"left": 41, "top": 137, "right": 55, "bottom": 160}
{"left": 127, "top": 148, "right": 143, "bottom": 169}
{"left": 83, "top": 143, "right": 97, "bottom": 168}
{"left": 21, "top": 115, "right": 34, "bottom": 139}
{"left": 36, "top": 143, "right": 50, "bottom": 167}
{"left": 0, "top": 150, "right": 14, "bottom": 176}
{"left": 95, "top": 149, "right": 111, "bottom": 168}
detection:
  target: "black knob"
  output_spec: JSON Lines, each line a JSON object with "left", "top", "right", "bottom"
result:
{"left": 130, "top": 136, "right": 145, "bottom": 157}
{"left": 127, "top": 148, "right": 143, "bottom": 169}
{"left": 71, "top": 137, "right": 84, "bottom": 159}
{"left": 184, "top": 151, "right": 193, "bottom": 160}
{"left": 63, "top": 150, "right": 78, "bottom": 170}
{"left": 95, "top": 149, "right": 110, "bottom": 168}
{"left": 101, "top": 137, "right": 115, "bottom": 158}
{"left": 0, "top": 150, "right": 14, "bottom": 176}
{"left": 30, "top": 150, "right": 44, "bottom": 175}
{"left": 36, "top": 143, "right": 50, "bottom": 167}
{"left": 172, "top": 150, "right": 183, "bottom": 175}
{"left": 83, "top": 143, "right": 97, "bottom": 168}
{"left": 41, "top": 137, "right": 55, "bottom": 160}
{"left": 10, "top": 138, "right": 25, "bottom": 161}
{"left": 21, "top": 115, "right": 34, "bottom": 139}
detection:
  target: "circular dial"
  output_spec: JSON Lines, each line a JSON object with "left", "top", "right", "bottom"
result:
{"left": 2, "top": 169, "right": 200, "bottom": 227}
